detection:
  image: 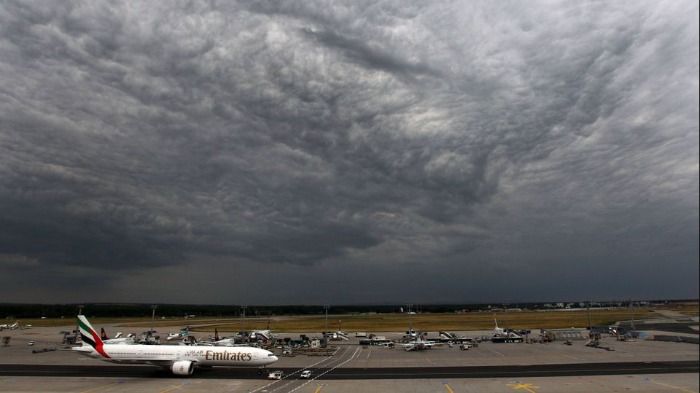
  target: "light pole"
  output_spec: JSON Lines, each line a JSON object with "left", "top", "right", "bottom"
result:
{"left": 324, "top": 305, "right": 329, "bottom": 332}
{"left": 586, "top": 302, "right": 592, "bottom": 329}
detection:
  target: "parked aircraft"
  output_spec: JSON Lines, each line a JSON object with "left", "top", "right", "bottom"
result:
{"left": 324, "top": 331, "right": 349, "bottom": 341}
{"left": 198, "top": 329, "right": 246, "bottom": 347}
{"left": 167, "top": 327, "right": 190, "bottom": 341}
{"left": 251, "top": 330, "right": 273, "bottom": 342}
{"left": 73, "top": 316, "right": 278, "bottom": 376}
{"left": 97, "top": 327, "right": 145, "bottom": 345}
{"left": 208, "top": 337, "right": 248, "bottom": 347}
{"left": 404, "top": 328, "right": 418, "bottom": 339}
{"left": 401, "top": 336, "right": 442, "bottom": 351}
{"left": 491, "top": 318, "right": 524, "bottom": 343}
{"left": 198, "top": 328, "right": 270, "bottom": 347}
{"left": 0, "top": 322, "right": 19, "bottom": 331}
{"left": 103, "top": 331, "right": 137, "bottom": 345}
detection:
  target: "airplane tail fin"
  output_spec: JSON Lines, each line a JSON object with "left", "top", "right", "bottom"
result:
{"left": 77, "top": 315, "right": 110, "bottom": 358}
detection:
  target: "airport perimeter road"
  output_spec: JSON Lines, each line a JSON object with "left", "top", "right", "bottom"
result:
{"left": 0, "top": 360, "right": 696, "bottom": 380}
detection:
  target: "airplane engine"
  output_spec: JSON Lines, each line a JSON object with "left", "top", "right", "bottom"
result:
{"left": 171, "top": 360, "right": 195, "bottom": 376}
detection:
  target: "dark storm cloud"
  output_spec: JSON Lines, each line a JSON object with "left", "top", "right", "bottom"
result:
{"left": 0, "top": 0, "right": 697, "bottom": 303}
{"left": 300, "top": 27, "right": 442, "bottom": 79}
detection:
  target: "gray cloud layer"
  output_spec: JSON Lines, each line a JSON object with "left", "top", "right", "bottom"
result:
{"left": 0, "top": 0, "right": 697, "bottom": 304}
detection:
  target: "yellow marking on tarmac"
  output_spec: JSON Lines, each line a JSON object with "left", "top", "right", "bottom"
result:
{"left": 313, "top": 385, "right": 323, "bottom": 393}
{"left": 158, "top": 384, "right": 184, "bottom": 393}
{"left": 444, "top": 383, "right": 455, "bottom": 393}
{"left": 650, "top": 380, "right": 697, "bottom": 393}
{"left": 78, "top": 382, "right": 118, "bottom": 393}
{"left": 507, "top": 383, "right": 539, "bottom": 393}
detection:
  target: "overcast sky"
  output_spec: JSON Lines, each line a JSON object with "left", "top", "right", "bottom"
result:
{"left": 0, "top": 1, "right": 697, "bottom": 305}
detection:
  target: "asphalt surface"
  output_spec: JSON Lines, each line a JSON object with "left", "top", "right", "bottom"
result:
{"left": 0, "top": 361, "right": 697, "bottom": 379}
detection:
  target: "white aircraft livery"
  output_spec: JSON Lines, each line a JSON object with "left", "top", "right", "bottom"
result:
{"left": 73, "top": 315, "right": 278, "bottom": 376}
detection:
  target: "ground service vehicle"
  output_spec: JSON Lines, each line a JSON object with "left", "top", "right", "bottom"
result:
{"left": 268, "top": 370, "right": 283, "bottom": 380}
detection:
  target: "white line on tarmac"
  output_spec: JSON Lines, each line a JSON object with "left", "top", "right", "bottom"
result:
{"left": 485, "top": 347, "right": 506, "bottom": 357}
{"left": 562, "top": 354, "right": 581, "bottom": 361}
{"left": 249, "top": 348, "right": 345, "bottom": 393}
{"left": 288, "top": 347, "right": 361, "bottom": 393}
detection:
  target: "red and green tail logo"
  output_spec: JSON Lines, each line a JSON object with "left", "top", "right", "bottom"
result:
{"left": 77, "top": 315, "right": 110, "bottom": 359}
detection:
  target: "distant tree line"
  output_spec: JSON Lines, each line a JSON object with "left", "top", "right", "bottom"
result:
{"left": 0, "top": 299, "right": 694, "bottom": 319}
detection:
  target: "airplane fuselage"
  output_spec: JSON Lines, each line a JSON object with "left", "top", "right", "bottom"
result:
{"left": 75, "top": 344, "right": 278, "bottom": 367}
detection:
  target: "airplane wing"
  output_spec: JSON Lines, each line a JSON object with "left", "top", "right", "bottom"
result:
{"left": 145, "top": 356, "right": 199, "bottom": 368}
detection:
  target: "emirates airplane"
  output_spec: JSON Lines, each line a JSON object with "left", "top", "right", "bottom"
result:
{"left": 73, "top": 315, "right": 279, "bottom": 376}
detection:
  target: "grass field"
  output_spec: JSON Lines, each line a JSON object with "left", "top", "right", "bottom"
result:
{"left": 12, "top": 304, "right": 697, "bottom": 333}
{"left": 180, "top": 309, "right": 659, "bottom": 333}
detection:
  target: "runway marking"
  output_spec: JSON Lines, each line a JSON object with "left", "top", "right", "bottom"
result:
{"left": 250, "top": 347, "right": 347, "bottom": 393}
{"left": 650, "top": 380, "right": 697, "bottom": 393}
{"left": 288, "top": 347, "right": 361, "bottom": 393}
{"left": 507, "top": 383, "right": 539, "bottom": 393}
{"left": 313, "top": 385, "right": 323, "bottom": 393}
{"left": 444, "top": 383, "right": 455, "bottom": 393}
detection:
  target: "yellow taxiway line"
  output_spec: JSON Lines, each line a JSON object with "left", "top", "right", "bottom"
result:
{"left": 78, "top": 382, "right": 118, "bottom": 393}
{"left": 507, "top": 382, "right": 539, "bottom": 393}
{"left": 650, "top": 380, "right": 697, "bottom": 393}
